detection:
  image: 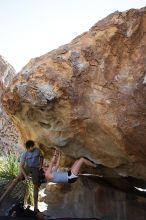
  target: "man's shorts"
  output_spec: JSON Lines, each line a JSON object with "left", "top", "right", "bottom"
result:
{"left": 25, "top": 167, "right": 40, "bottom": 185}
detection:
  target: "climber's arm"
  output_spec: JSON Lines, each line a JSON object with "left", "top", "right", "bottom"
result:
{"left": 53, "top": 150, "right": 61, "bottom": 171}
{"left": 46, "top": 149, "right": 58, "bottom": 173}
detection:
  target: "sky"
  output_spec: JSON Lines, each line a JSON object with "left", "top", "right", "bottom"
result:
{"left": 0, "top": 0, "right": 146, "bottom": 72}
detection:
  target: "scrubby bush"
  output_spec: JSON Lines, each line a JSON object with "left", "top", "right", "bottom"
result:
{"left": 0, "top": 152, "right": 34, "bottom": 205}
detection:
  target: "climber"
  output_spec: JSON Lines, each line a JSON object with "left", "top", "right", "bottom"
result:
{"left": 0, "top": 140, "right": 44, "bottom": 213}
{"left": 44, "top": 148, "right": 100, "bottom": 183}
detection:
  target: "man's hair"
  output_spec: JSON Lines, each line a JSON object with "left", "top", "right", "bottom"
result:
{"left": 25, "top": 140, "right": 35, "bottom": 149}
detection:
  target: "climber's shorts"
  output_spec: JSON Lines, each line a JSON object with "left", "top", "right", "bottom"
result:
{"left": 68, "top": 170, "right": 78, "bottom": 183}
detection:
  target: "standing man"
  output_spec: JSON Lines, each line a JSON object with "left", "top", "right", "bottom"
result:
{"left": 20, "top": 140, "right": 44, "bottom": 212}
{"left": 0, "top": 140, "right": 44, "bottom": 212}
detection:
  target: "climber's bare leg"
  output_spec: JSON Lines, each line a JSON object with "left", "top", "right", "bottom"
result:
{"left": 71, "top": 157, "right": 96, "bottom": 175}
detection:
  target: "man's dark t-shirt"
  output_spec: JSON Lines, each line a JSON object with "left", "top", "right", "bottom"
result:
{"left": 21, "top": 148, "right": 42, "bottom": 168}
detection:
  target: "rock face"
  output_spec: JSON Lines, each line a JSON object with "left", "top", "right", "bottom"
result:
{"left": 2, "top": 8, "right": 146, "bottom": 218}
{"left": 40, "top": 178, "right": 146, "bottom": 219}
{"left": 0, "top": 56, "right": 22, "bottom": 154}
{"left": 3, "top": 8, "right": 146, "bottom": 178}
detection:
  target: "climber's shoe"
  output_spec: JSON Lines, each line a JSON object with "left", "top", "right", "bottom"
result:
{"left": 96, "top": 163, "right": 104, "bottom": 169}
{"left": 83, "top": 156, "right": 95, "bottom": 164}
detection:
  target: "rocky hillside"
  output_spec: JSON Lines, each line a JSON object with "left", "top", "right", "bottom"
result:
{"left": 0, "top": 56, "right": 22, "bottom": 155}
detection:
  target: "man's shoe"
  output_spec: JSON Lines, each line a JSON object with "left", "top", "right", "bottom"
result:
{"left": 34, "top": 208, "right": 40, "bottom": 214}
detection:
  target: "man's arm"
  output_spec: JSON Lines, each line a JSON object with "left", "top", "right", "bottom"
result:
{"left": 20, "top": 162, "right": 28, "bottom": 179}
{"left": 39, "top": 150, "right": 44, "bottom": 170}
{"left": 20, "top": 153, "right": 28, "bottom": 179}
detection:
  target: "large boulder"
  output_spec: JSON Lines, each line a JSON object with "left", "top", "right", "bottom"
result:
{"left": 2, "top": 7, "right": 146, "bottom": 179}
{"left": 2, "top": 7, "right": 146, "bottom": 219}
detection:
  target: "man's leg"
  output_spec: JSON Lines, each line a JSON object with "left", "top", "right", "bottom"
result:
{"left": 34, "top": 184, "right": 39, "bottom": 212}
{"left": 30, "top": 168, "right": 40, "bottom": 212}
{"left": 0, "top": 172, "right": 24, "bottom": 204}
